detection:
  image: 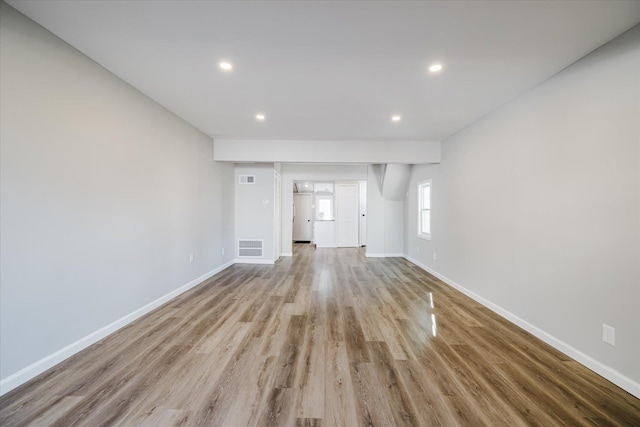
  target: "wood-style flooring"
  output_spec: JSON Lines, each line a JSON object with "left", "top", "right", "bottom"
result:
{"left": 1, "top": 245, "right": 639, "bottom": 426}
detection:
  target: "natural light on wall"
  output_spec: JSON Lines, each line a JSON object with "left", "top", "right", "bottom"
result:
{"left": 418, "top": 179, "right": 432, "bottom": 239}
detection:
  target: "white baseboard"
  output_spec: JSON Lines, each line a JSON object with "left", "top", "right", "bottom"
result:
{"left": 280, "top": 252, "right": 293, "bottom": 257}
{"left": 0, "top": 260, "right": 235, "bottom": 396}
{"left": 234, "top": 258, "right": 275, "bottom": 265}
{"left": 403, "top": 255, "right": 640, "bottom": 399}
{"left": 366, "top": 253, "right": 404, "bottom": 258}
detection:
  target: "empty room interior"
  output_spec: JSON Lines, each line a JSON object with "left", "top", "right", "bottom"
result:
{"left": 1, "top": 0, "right": 640, "bottom": 425}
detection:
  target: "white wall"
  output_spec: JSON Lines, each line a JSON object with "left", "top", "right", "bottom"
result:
{"left": 405, "top": 25, "right": 640, "bottom": 395}
{"left": 366, "top": 165, "right": 405, "bottom": 257}
{"left": 221, "top": 164, "right": 236, "bottom": 265}
{"left": 0, "top": 3, "right": 234, "bottom": 393}
{"left": 235, "top": 164, "right": 275, "bottom": 262}
{"left": 384, "top": 202, "right": 404, "bottom": 255}
{"left": 215, "top": 139, "right": 441, "bottom": 164}
{"left": 281, "top": 164, "right": 368, "bottom": 255}
{"left": 381, "top": 163, "right": 411, "bottom": 201}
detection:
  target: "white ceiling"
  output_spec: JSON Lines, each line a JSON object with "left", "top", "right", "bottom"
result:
{"left": 7, "top": 0, "right": 640, "bottom": 142}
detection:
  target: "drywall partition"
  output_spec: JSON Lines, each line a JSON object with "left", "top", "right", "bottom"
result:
{"left": 366, "top": 165, "right": 404, "bottom": 257}
{"left": 281, "top": 164, "right": 368, "bottom": 255}
{"left": 215, "top": 139, "right": 441, "bottom": 164}
{"left": 404, "top": 25, "right": 640, "bottom": 396}
{"left": 221, "top": 164, "right": 236, "bottom": 266}
{"left": 380, "top": 164, "right": 411, "bottom": 201}
{"left": 366, "top": 165, "right": 386, "bottom": 256}
{"left": 384, "top": 202, "right": 404, "bottom": 255}
{"left": 234, "top": 164, "right": 276, "bottom": 263}
{"left": 0, "top": 3, "right": 234, "bottom": 394}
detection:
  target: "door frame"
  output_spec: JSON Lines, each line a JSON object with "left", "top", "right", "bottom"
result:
{"left": 359, "top": 181, "right": 367, "bottom": 247}
{"left": 274, "top": 171, "right": 281, "bottom": 261}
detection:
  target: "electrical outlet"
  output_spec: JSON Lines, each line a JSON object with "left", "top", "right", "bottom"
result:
{"left": 602, "top": 324, "right": 615, "bottom": 346}
{"left": 221, "top": 247, "right": 225, "bottom": 256}
{"left": 417, "top": 246, "right": 420, "bottom": 252}
{"left": 433, "top": 252, "right": 437, "bottom": 260}
{"left": 189, "top": 253, "right": 194, "bottom": 263}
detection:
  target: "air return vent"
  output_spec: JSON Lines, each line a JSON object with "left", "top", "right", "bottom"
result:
{"left": 238, "top": 240, "right": 263, "bottom": 257}
{"left": 239, "top": 175, "right": 255, "bottom": 184}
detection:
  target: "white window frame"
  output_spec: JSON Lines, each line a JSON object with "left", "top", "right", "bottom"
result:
{"left": 418, "top": 179, "right": 432, "bottom": 240}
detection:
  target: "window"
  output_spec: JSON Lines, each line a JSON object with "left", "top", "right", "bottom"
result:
{"left": 314, "top": 182, "right": 333, "bottom": 193}
{"left": 418, "top": 180, "right": 431, "bottom": 239}
{"left": 315, "top": 195, "right": 334, "bottom": 220}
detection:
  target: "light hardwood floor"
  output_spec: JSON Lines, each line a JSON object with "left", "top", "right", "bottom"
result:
{"left": 1, "top": 245, "right": 639, "bottom": 426}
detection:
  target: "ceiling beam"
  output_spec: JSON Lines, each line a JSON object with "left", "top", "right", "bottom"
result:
{"left": 214, "top": 139, "right": 441, "bottom": 164}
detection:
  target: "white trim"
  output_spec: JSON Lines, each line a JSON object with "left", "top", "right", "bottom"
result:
{"left": 234, "top": 258, "right": 275, "bottom": 265}
{"left": 0, "top": 261, "right": 235, "bottom": 396}
{"left": 403, "top": 255, "right": 640, "bottom": 399}
{"left": 280, "top": 252, "right": 293, "bottom": 257}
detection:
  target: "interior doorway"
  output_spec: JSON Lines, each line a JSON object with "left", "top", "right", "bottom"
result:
{"left": 336, "top": 183, "right": 359, "bottom": 247}
{"left": 293, "top": 193, "right": 313, "bottom": 242}
{"left": 292, "top": 180, "right": 366, "bottom": 248}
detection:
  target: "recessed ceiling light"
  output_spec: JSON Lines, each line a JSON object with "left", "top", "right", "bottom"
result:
{"left": 256, "top": 113, "right": 265, "bottom": 121}
{"left": 391, "top": 115, "right": 402, "bottom": 122}
{"left": 219, "top": 61, "right": 232, "bottom": 71}
{"left": 429, "top": 64, "right": 443, "bottom": 73}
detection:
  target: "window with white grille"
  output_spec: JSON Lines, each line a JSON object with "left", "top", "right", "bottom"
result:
{"left": 418, "top": 180, "right": 431, "bottom": 240}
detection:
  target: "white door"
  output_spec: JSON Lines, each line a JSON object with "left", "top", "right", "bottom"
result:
{"left": 293, "top": 193, "right": 313, "bottom": 241}
{"left": 336, "top": 183, "right": 359, "bottom": 247}
{"left": 274, "top": 172, "right": 281, "bottom": 260}
{"left": 359, "top": 181, "right": 367, "bottom": 246}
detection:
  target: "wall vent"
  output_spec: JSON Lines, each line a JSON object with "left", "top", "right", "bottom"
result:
{"left": 239, "top": 175, "right": 255, "bottom": 184}
{"left": 238, "top": 240, "right": 263, "bottom": 257}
